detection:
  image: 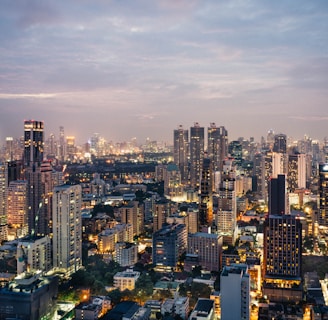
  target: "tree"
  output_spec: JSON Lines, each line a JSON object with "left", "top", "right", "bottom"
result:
{"left": 135, "top": 273, "right": 154, "bottom": 296}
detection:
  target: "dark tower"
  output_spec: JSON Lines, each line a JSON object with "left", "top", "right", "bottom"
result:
{"left": 190, "top": 123, "right": 204, "bottom": 188}
{"left": 199, "top": 157, "right": 213, "bottom": 231}
{"left": 268, "top": 174, "right": 287, "bottom": 215}
{"left": 24, "top": 120, "right": 44, "bottom": 166}
{"left": 263, "top": 174, "right": 302, "bottom": 302}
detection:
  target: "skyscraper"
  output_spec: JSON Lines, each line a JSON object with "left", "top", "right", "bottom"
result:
{"left": 263, "top": 174, "right": 302, "bottom": 302}
{"left": 207, "top": 123, "right": 229, "bottom": 173}
{"left": 228, "top": 140, "right": 243, "bottom": 167}
{"left": 0, "top": 163, "right": 7, "bottom": 242}
{"left": 220, "top": 264, "right": 250, "bottom": 320}
{"left": 318, "top": 163, "right": 328, "bottom": 227}
{"left": 52, "top": 184, "right": 82, "bottom": 275}
{"left": 173, "top": 125, "right": 189, "bottom": 184}
{"left": 190, "top": 123, "right": 204, "bottom": 188}
{"left": 268, "top": 174, "right": 288, "bottom": 215}
{"left": 24, "top": 120, "right": 44, "bottom": 166}
{"left": 7, "top": 180, "right": 28, "bottom": 238}
{"left": 287, "top": 154, "right": 306, "bottom": 192}
{"left": 273, "top": 133, "right": 287, "bottom": 154}
{"left": 199, "top": 157, "right": 213, "bottom": 230}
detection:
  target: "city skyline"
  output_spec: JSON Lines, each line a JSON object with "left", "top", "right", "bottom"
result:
{"left": 0, "top": 1, "right": 328, "bottom": 143}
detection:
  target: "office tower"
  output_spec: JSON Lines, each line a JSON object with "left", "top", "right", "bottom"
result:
{"left": 173, "top": 125, "right": 189, "bottom": 184}
{"left": 0, "top": 163, "right": 7, "bottom": 242}
{"left": 190, "top": 123, "right": 204, "bottom": 188}
{"left": 53, "top": 184, "right": 82, "bottom": 275}
{"left": 199, "top": 158, "right": 213, "bottom": 230}
{"left": 287, "top": 154, "right": 306, "bottom": 192}
{"left": 17, "top": 236, "right": 52, "bottom": 274}
{"left": 268, "top": 174, "right": 288, "bottom": 215}
{"left": 24, "top": 120, "right": 44, "bottom": 166}
{"left": 263, "top": 175, "right": 302, "bottom": 302}
{"left": 228, "top": 140, "right": 243, "bottom": 167}
{"left": 152, "top": 223, "right": 187, "bottom": 269}
{"left": 220, "top": 264, "right": 250, "bottom": 320}
{"left": 319, "top": 163, "right": 328, "bottom": 227}
{"left": 186, "top": 232, "right": 222, "bottom": 272}
{"left": 252, "top": 153, "right": 265, "bottom": 198}
{"left": 273, "top": 133, "right": 287, "bottom": 154}
{"left": 7, "top": 180, "right": 28, "bottom": 238}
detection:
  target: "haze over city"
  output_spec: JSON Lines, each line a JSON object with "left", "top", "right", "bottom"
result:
{"left": 0, "top": 1, "right": 327, "bottom": 143}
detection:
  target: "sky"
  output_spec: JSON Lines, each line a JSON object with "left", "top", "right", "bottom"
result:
{"left": 0, "top": 0, "right": 328, "bottom": 145}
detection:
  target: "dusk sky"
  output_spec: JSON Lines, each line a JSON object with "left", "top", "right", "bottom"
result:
{"left": 0, "top": 0, "right": 327, "bottom": 144}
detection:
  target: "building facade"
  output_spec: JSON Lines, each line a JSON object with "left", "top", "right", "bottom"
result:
{"left": 52, "top": 184, "right": 82, "bottom": 275}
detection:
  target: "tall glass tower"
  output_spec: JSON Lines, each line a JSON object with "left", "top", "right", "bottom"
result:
{"left": 24, "top": 120, "right": 44, "bottom": 166}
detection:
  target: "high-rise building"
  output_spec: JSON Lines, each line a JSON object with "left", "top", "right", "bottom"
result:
{"left": 52, "top": 184, "right": 82, "bottom": 275}
{"left": 7, "top": 180, "right": 28, "bottom": 238}
{"left": 163, "top": 163, "right": 184, "bottom": 201}
{"left": 186, "top": 232, "right": 222, "bottom": 272}
{"left": 114, "top": 242, "right": 138, "bottom": 267}
{"left": 253, "top": 153, "right": 265, "bottom": 198}
{"left": 190, "top": 123, "right": 204, "bottom": 188}
{"left": 152, "top": 223, "right": 187, "bottom": 269}
{"left": 271, "top": 152, "right": 287, "bottom": 178}
{"left": 66, "top": 136, "right": 76, "bottom": 160}
{"left": 319, "top": 163, "right": 328, "bottom": 227}
{"left": 119, "top": 201, "right": 141, "bottom": 236}
{"left": 17, "top": 236, "right": 52, "bottom": 274}
{"left": 216, "top": 165, "right": 237, "bottom": 244}
{"left": 25, "top": 165, "right": 43, "bottom": 236}
{"left": 268, "top": 174, "right": 288, "bottom": 215}
{"left": 199, "top": 158, "right": 213, "bottom": 230}
{"left": 273, "top": 133, "right": 287, "bottom": 154}
{"left": 228, "top": 140, "right": 243, "bottom": 167}
{"left": 5, "top": 137, "right": 14, "bottom": 161}
{"left": 263, "top": 174, "right": 302, "bottom": 302}
{"left": 58, "top": 126, "right": 65, "bottom": 162}
{"left": 0, "top": 163, "right": 8, "bottom": 242}
{"left": 23, "top": 120, "right": 44, "bottom": 166}
{"left": 173, "top": 125, "right": 189, "bottom": 184}
{"left": 287, "top": 154, "right": 306, "bottom": 192}
{"left": 220, "top": 264, "right": 250, "bottom": 320}
{"left": 207, "top": 123, "right": 228, "bottom": 172}
{"left": 153, "top": 199, "right": 171, "bottom": 232}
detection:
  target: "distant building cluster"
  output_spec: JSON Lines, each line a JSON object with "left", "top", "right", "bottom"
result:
{"left": 0, "top": 121, "right": 328, "bottom": 319}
